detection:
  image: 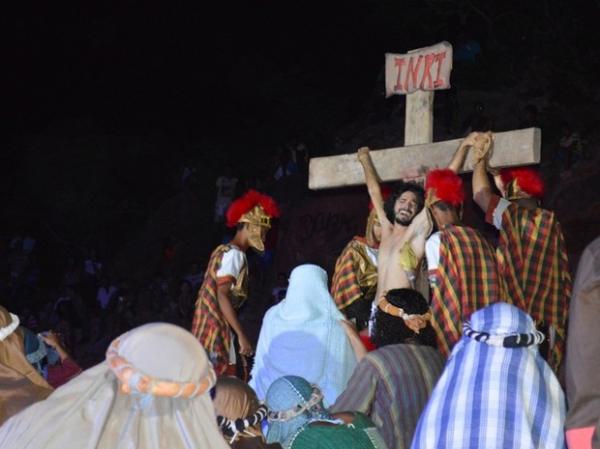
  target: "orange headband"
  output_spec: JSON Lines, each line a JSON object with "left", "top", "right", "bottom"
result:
{"left": 106, "top": 337, "right": 215, "bottom": 398}
{"left": 377, "top": 296, "right": 432, "bottom": 334}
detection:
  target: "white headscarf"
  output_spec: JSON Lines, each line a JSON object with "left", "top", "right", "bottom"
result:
{"left": 0, "top": 323, "right": 230, "bottom": 449}
{"left": 249, "top": 264, "right": 357, "bottom": 405}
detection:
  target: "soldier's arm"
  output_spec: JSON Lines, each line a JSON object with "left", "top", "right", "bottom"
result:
{"left": 217, "top": 283, "right": 253, "bottom": 356}
{"left": 447, "top": 132, "right": 478, "bottom": 173}
{"left": 357, "top": 147, "right": 392, "bottom": 232}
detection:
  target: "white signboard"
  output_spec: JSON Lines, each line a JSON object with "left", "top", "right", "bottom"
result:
{"left": 385, "top": 41, "right": 453, "bottom": 97}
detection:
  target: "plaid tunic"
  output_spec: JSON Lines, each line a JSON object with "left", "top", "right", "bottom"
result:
{"left": 488, "top": 198, "right": 572, "bottom": 371}
{"left": 427, "top": 224, "right": 502, "bottom": 357}
{"left": 191, "top": 244, "right": 248, "bottom": 375}
{"left": 332, "top": 344, "right": 444, "bottom": 449}
{"left": 331, "top": 237, "right": 378, "bottom": 311}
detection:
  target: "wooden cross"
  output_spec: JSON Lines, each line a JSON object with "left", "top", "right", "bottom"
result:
{"left": 309, "top": 42, "right": 540, "bottom": 190}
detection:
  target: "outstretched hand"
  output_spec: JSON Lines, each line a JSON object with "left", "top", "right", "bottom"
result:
{"left": 461, "top": 132, "right": 480, "bottom": 148}
{"left": 471, "top": 131, "right": 493, "bottom": 164}
{"left": 40, "top": 331, "right": 62, "bottom": 349}
{"left": 357, "top": 147, "right": 371, "bottom": 162}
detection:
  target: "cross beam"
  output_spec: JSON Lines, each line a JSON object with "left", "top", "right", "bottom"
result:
{"left": 308, "top": 127, "right": 540, "bottom": 190}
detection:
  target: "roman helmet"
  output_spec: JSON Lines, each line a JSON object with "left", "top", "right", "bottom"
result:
{"left": 226, "top": 190, "right": 280, "bottom": 252}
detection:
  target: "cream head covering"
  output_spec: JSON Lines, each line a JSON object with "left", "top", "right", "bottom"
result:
{"left": 0, "top": 323, "right": 230, "bottom": 449}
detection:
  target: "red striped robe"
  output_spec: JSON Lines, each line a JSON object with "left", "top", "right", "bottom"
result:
{"left": 191, "top": 244, "right": 247, "bottom": 375}
{"left": 429, "top": 225, "right": 503, "bottom": 357}
{"left": 490, "top": 200, "right": 572, "bottom": 371}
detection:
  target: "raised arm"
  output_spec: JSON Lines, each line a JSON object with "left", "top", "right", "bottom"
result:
{"left": 447, "top": 132, "right": 478, "bottom": 173}
{"left": 407, "top": 207, "right": 433, "bottom": 261}
{"left": 471, "top": 132, "right": 495, "bottom": 212}
{"left": 357, "top": 147, "right": 392, "bottom": 230}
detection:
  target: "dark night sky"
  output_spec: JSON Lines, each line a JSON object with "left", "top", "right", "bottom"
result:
{"left": 3, "top": 0, "right": 599, "bottom": 248}
{"left": 6, "top": 1, "right": 598, "bottom": 144}
{"left": 5, "top": 1, "right": 471, "bottom": 142}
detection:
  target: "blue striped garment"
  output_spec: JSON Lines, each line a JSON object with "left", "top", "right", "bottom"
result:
{"left": 411, "top": 303, "right": 566, "bottom": 449}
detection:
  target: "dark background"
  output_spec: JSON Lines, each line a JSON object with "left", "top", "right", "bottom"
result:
{"left": 3, "top": 0, "right": 600, "bottom": 280}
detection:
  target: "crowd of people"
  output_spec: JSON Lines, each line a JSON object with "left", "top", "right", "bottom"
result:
{"left": 0, "top": 131, "right": 598, "bottom": 449}
{"left": 2, "top": 236, "right": 203, "bottom": 370}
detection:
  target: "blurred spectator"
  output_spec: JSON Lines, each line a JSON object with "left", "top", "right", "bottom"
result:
{"left": 177, "top": 279, "right": 195, "bottom": 324}
{"left": 181, "top": 164, "right": 198, "bottom": 189}
{"left": 271, "top": 272, "right": 288, "bottom": 304}
{"left": 96, "top": 277, "right": 117, "bottom": 310}
{"left": 291, "top": 142, "right": 309, "bottom": 175}
{"left": 24, "top": 329, "right": 82, "bottom": 388}
{"left": 557, "top": 121, "right": 584, "bottom": 171}
{"left": 273, "top": 148, "right": 298, "bottom": 181}
{"left": 62, "top": 256, "right": 80, "bottom": 288}
{"left": 214, "top": 164, "right": 238, "bottom": 223}
{"left": 22, "top": 234, "right": 36, "bottom": 255}
{"left": 0, "top": 306, "right": 53, "bottom": 425}
{"left": 83, "top": 249, "right": 102, "bottom": 280}
{"left": 183, "top": 262, "right": 204, "bottom": 291}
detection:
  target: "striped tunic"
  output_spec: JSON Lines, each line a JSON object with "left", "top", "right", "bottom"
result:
{"left": 331, "top": 344, "right": 445, "bottom": 449}
{"left": 488, "top": 197, "right": 572, "bottom": 371}
{"left": 427, "top": 224, "right": 503, "bottom": 357}
{"left": 412, "top": 303, "right": 566, "bottom": 449}
{"left": 191, "top": 244, "right": 248, "bottom": 375}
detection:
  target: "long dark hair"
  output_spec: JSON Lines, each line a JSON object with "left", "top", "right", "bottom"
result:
{"left": 383, "top": 182, "right": 425, "bottom": 223}
{"left": 371, "top": 288, "right": 437, "bottom": 348}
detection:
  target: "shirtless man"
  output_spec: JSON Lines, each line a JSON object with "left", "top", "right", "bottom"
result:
{"left": 357, "top": 148, "right": 432, "bottom": 316}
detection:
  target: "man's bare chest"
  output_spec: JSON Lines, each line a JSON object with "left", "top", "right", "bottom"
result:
{"left": 379, "top": 236, "right": 407, "bottom": 261}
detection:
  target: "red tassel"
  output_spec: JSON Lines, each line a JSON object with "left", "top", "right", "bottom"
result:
{"left": 425, "top": 169, "right": 465, "bottom": 206}
{"left": 500, "top": 168, "right": 545, "bottom": 199}
{"left": 225, "top": 190, "right": 281, "bottom": 228}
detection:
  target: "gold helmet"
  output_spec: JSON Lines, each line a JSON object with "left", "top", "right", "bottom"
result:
{"left": 365, "top": 209, "right": 381, "bottom": 248}
{"left": 226, "top": 190, "right": 280, "bottom": 252}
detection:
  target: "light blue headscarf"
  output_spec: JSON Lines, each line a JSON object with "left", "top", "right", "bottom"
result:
{"left": 412, "top": 303, "right": 566, "bottom": 449}
{"left": 265, "top": 375, "right": 334, "bottom": 447}
{"left": 249, "top": 264, "right": 357, "bottom": 405}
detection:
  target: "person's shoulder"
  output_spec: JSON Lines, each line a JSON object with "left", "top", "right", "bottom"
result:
{"left": 225, "top": 244, "right": 245, "bottom": 255}
{"left": 368, "top": 343, "right": 414, "bottom": 361}
{"left": 425, "top": 231, "right": 442, "bottom": 249}
{"left": 219, "top": 244, "right": 246, "bottom": 260}
{"left": 377, "top": 341, "right": 440, "bottom": 356}
{"left": 288, "top": 425, "right": 325, "bottom": 448}
{"left": 262, "top": 302, "right": 281, "bottom": 322}
{"left": 347, "top": 237, "right": 368, "bottom": 250}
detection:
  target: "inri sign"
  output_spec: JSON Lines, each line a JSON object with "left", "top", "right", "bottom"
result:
{"left": 385, "top": 41, "right": 453, "bottom": 97}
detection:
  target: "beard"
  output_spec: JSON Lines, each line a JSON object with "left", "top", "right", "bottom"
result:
{"left": 394, "top": 210, "right": 414, "bottom": 226}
